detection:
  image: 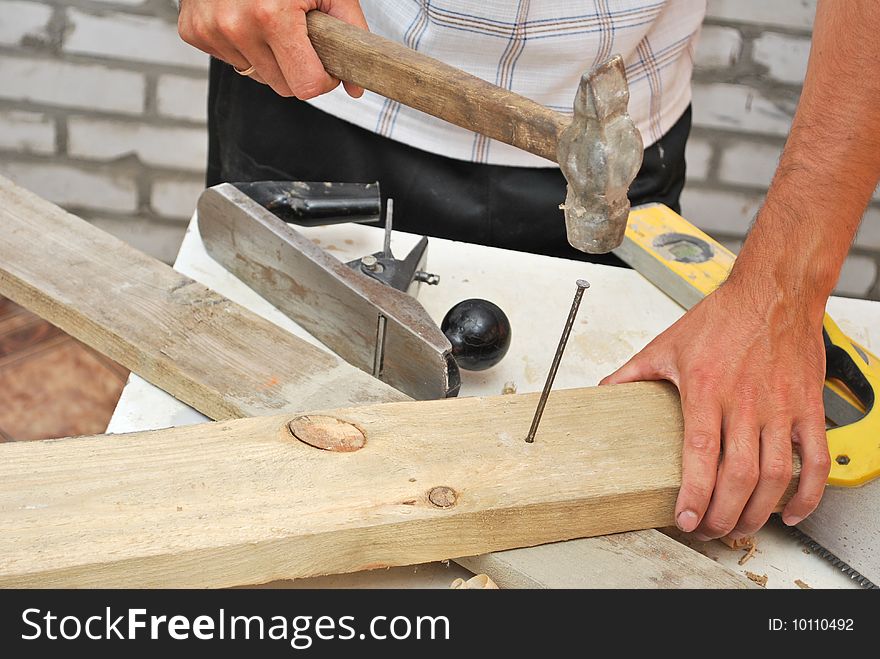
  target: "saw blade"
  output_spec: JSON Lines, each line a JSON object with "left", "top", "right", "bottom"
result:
{"left": 787, "top": 526, "right": 877, "bottom": 589}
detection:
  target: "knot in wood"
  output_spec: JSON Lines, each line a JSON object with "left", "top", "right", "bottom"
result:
{"left": 428, "top": 486, "right": 457, "bottom": 508}
{"left": 288, "top": 415, "right": 365, "bottom": 452}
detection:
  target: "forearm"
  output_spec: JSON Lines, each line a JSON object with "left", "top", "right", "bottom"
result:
{"left": 730, "top": 0, "right": 880, "bottom": 308}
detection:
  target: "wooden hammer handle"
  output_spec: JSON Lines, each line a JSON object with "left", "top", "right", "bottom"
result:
{"left": 307, "top": 11, "right": 568, "bottom": 163}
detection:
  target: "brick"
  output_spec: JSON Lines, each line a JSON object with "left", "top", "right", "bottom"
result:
{"left": 0, "top": 55, "right": 145, "bottom": 114}
{"left": 64, "top": 8, "right": 207, "bottom": 68}
{"left": 89, "top": 217, "right": 186, "bottom": 264}
{"left": 0, "top": 110, "right": 54, "bottom": 154}
{"left": 694, "top": 25, "right": 742, "bottom": 69}
{"left": 679, "top": 187, "right": 763, "bottom": 237}
{"left": 0, "top": 160, "right": 137, "bottom": 212}
{"left": 853, "top": 206, "right": 880, "bottom": 251}
{"left": 684, "top": 137, "right": 712, "bottom": 181}
{"left": 752, "top": 33, "right": 811, "bottom": 85}
{"left": 691, "top": 83, "right": 795, "bottom": 137}
{"left": 834, "top": 254, "right": 876, "bottom": 299}
{"left": 68, "top": 118, "right": 207, "bottom": 171}
{"left": 0, "top": 0, "right": 53, "bottom": 46}
{"left": 151, "top": 178, "right": 204, "bottom": 218}
{"left": 706, "top": 0, "right": 816, "bottom": 30}
{"left": 717, "top": 140, "right": 782, "bottom": 188}
{"left": 156, "top": 74, "right": 209, "bottom": 122}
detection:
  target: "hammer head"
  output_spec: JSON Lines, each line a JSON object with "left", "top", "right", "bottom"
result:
{"left": 557, "top": 55, "right": 643, "bottom": 254}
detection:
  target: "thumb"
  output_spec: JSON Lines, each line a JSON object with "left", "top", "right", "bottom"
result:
{"left": 600, "top": 347, "right": 674, "bottom": 386}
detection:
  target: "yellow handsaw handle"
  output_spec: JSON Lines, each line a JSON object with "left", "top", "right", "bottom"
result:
{"left": 616, "top": 203, "right": 879, "bottom": 486}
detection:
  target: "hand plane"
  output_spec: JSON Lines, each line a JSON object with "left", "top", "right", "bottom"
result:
{"left": 197, "top": 181, "right": 460, "bottom": 400}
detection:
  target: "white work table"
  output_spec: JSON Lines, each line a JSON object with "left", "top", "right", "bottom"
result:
{"left": 110, "top": 215, "right": 880, "bottom": 589}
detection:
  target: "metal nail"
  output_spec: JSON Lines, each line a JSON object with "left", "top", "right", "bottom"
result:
{"left": 525, "top": 279, "right": 590, "bottom": 443}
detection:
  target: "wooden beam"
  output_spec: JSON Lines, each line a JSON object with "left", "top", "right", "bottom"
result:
{"left": 457, "top": 531, "right": 755, "bottom": 588}
{"left": 0, "top": 176, "right": 753, "bottom": 588}
{"left": 0, "top": 175, "right": 407, "bottom": 418}
{"left": 0, "top": 382, "right": 766, "bottom": 587}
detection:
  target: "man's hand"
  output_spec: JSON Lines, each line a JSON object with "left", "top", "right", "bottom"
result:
{"left": 601, "top": 278, "right": 830, "bottom": 540}
{"left": 603, "top": 0, "right": 880, "bottom": 540}
{"left": 178, "top": 0, "right": 368, "bottom": 99}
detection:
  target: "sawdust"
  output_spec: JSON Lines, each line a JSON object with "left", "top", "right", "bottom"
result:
{"left": 738, "top": 541, "right": 758, "bottom": 566}
{"left": 502, "top": 381, "right": 517, "bottom": 395}
{"left": 450, "top": 574, "right": 499, "bottom": 589}
{"left": 745, "top": 571, "right": 768, "bottom": 587}
{"left": 721, "top": 534, "right": 754, "bottom": 550}
{"left": 794, "top": 579, "right": 812, "bottom": 589}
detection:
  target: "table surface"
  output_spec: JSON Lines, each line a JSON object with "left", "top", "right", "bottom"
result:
{"left": 109, "top": 215, "right": 880, "bottom": 589}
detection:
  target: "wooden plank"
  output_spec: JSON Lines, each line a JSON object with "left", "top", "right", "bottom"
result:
{"left": 0, "top": 383, "right": 793, "bottom": 587}
{"left": 0, "top": 175, "right": 407, "bottom": 419}
{"left": 457, "top": 531, "right": 755, "bottom": 588}
{"left": 0, "top": 177, "right": 752, "bottom": 588}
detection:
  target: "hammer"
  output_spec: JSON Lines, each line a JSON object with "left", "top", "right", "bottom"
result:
{"left": 305, "top": 11, "right": 644, "bottom": 254}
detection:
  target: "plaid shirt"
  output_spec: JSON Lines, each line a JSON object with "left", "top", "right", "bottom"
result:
{"left": 308, "top": 0, "right": 706, "bottom": 167}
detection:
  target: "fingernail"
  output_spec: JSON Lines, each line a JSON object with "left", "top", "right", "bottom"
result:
{"left": 727, "top": 530, "right": 747, "bottom": 541}
{"left": 693, "top": 533, "right": 712, "bottom": 542}
{"left": 782, "top": 514, "right": 803, "bottom": 526}
{"left": 676, "top": 510, "right": 699, "bottom": 532}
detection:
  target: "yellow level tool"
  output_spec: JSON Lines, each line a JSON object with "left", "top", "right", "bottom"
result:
{"left": 615, "top": 203, "right": 879, "bottom": 487}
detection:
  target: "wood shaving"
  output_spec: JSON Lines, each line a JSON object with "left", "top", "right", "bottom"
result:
{"left": 738, "top": 541, "right": 758, "bottom": 566}
{"left": 721, "top": 534, "right": 754, "bottom": 550}
{"left": 501, "top": 381, "right": 517, "bottom": 395}
{"left": 450, "top": 574, "right": 499, "bottom": 589}
{"left": 745, "top": 571, "right": 768, "bottom": 587}
{"left": 794, "top": 579, "right": 812, "bottom": 589}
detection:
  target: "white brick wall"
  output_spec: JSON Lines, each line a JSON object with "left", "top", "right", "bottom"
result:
{"left": 0, "top": 1, "right": 207, "bottom": 263}
{"left": 0, "top": 56, "right": 145, "bottom": 114}
{"left": 683, "top": 137, "right": 712, "bottom": 181}
{"left": 717, "top": 141, "right": 781, "bottom": 188}
{"left": 0, "top": 0, "right": 53, "bottom": 46}
{"left": 680, "top": 188, "right": 764, "bottom": 236}
{"left": 68, "top": 118, "right": 207, "bottom": 171}
{"left": 694, "top": 25, "right": 742, "bottom": 69}
{"left": 706, "top": 0, "right": 817, "bottom": 30}
{"left": 0, "top": 110, "right": 55, "bottom": 153}
{"left": 691, "top": 83, "right": 795, "bottom": 137}
{"left": 0, "top": 161, "right": 137, "bottom": 212}
{"left": 64, "top": 9, "right": 207, "bottom": 68}
{"left": 151, "top": 178, "right": 205, "bottom": 218}
{"left": 752, "top": 33, "right": 811, "bottom": 85}
{"left": 156, "top": 75, "right": 209, "bottom": 122}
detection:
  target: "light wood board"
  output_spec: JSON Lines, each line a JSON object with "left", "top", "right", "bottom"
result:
{"left": 0, "top": 382, "right": 775, "bottom": 587}
{"left": 458, "top": 530, "right": 755, "bottom": 588}
{"left": 0, "top": 175, "right": 407, "bottom": 419}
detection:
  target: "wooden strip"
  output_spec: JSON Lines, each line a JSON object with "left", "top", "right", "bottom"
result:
{"left": 457, "top": 531, "right": 755, "bottom": 589}
{"left": 0, "top": 382, "right": 718, "bottom": 587}
{"left": 0, "top": 175, "right": 407, "bottom": 419}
